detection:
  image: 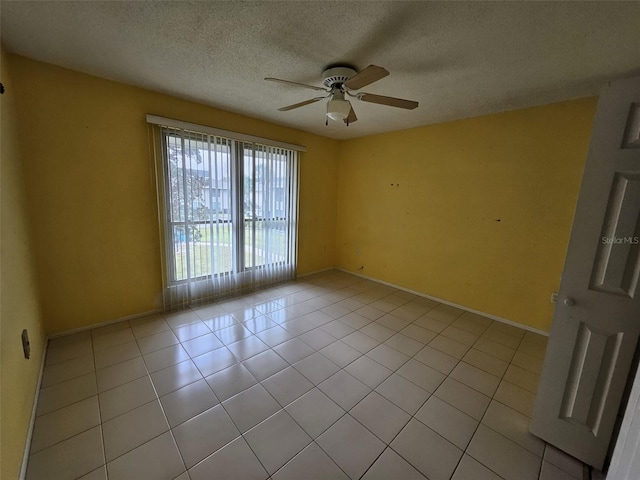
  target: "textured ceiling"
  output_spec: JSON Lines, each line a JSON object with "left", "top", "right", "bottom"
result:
{"left": 2, "top": 1, "right": 639, "bottom": 140}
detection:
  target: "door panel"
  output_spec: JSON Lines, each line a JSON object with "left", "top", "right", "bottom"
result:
{"left": 530, "top": 76, "right": 640, "bottom": 469}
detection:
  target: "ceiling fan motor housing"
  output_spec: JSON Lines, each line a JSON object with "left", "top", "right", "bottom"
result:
{"left": 323, "top": 67, "right": 357, "bottom": 89}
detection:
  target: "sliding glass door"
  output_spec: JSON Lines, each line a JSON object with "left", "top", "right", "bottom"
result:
{"left": 160, "top": 129, "right": 298, "bottom": 309}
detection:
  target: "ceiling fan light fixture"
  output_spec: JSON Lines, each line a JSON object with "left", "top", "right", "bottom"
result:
{"left": 326, "top": 96, "right": 351, "bottom": 121}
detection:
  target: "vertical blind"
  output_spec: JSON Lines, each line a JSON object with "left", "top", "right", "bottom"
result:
{"left": 150, "top": 121, "right": 300, "bottom": 310}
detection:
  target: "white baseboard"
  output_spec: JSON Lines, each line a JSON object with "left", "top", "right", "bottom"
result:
{"left": 335, "top": 267, "right": 550, "bottom": 337}
{"left": 20, "top": 340, "right": 48, "bottom": 480}
{"left": 297, "top": 267, "right": 335, "bottom": 278}
{"left": 48, "top": 308, "right": 165, "bottom": 339}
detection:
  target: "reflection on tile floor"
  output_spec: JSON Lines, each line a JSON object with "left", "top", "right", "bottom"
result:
{"left": 28, "top": 270, "right": 586, "bottom": 480}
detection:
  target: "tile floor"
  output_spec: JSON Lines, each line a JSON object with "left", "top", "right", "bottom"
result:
{"left": 27, "top": 270, "right": 587, "bottom": 480}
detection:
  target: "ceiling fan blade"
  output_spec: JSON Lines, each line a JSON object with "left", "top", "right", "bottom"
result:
{"left": 278, "top": 96, "right": 325, "bottom": 111}
{"left": 344, "top": 105, "right": 358, "bottom": 125}
{"left": 358, "top": 93, "right": 419, "bottom": 110}
{"left": 344, "top": 65, "right": 389, "bottom": 90}
{"left": 265, "top": 77, "right": 327, "bottom": 92}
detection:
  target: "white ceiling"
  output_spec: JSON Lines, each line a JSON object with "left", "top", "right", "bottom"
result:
{"left": 2, "top": 1, "right": 639, "bottom": 140}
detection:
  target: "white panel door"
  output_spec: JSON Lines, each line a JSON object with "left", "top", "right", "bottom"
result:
{"left": 530, "top": 76, "right": 640, "bottom": 469}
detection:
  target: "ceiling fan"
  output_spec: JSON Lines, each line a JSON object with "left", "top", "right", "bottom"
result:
{"left": 265, "top": 65, "right": 419, "bottom": 126}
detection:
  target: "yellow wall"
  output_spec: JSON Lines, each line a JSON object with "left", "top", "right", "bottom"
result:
{"left": 337, "top": 98, "right": 598, "bottom": 331}
{"left": 0, "top": 48, "right": 47, "bottom": 480}
{"left": 8, "top": 54, "right": 339, "bottom": 334}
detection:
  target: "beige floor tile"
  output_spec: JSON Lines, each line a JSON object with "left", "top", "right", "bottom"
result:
{"left": 293, "top": 353, "right": 340, "bottom": 386}
{"left": 494, "top": 380, "right": 536, "bottom": 417}
{"left": 106, "top": 431, "right": 185, "bottom": 480}
{"left": 41, "top": 353, "right": 95, "bottom": 388}
{"left": 481, "top": 328, "right": 521, "bottom": 349}
{"left": 272, "top": 442, "right": 349, "bottom": 480}
{"left": 462, "top": 348, "right": 509, "bottom": 377}
{"left": 96, "top": 357, "right": 148, "bottom": 393}
{"left": 227, "top": 335, "right": 269, "bottom": 361}
{"left": 375, "top": 373, "right": 430, "bottom": 415}
{"left": 413, "top": 345, "right": 459, "bottom": 375}
{"left": 242, "top": 315, "right": 277, "bottom": 333}
{"left": 188, "top": 436, "right": 268, "bottom": 480}
{"left": 415, "top": 395, "right": 478, "bottom": 450}
{"left": 215, "top": 323, "right": 252, "bottom": 344}
{"left": 165, "top": 309, "right": 201, "bottom": 328}
{"left": 221, "top": 384, "right": 280, "bottom": 433}
{"left": 102, "top": 399, "right": 169, "bottom": 461}
{"left": 351, "top": 391, "right": 411, "bottom": 443}
{"left": 503, "top": 364, "right": 541, "bottom": 393}
{"left": 37, "top": 372, "right": 97, "bottom": 416}
{"left": 512, "top": 350, "right": 545, "bottom": 375}
{"left": 317, "top": 415, "right": 386, "bottom": 479}
{"left": 482, "top": 400, "right": 544, "bottom": 456}
{"left": 397, "top": 359, "right": 446, "bottom": 393}
{"left": 130, "top": 317, "right": 170, "bottom": 339}
{"left": 274, "top": 337, "right": 315, "bottom": 363}
{"left": 27, "top": 426, "right": 104, "bottom": 480}
{"left": 244, "top": 410, "right": 312, "bottom": 474}
{"left": 338, "top": 312, "right": 371, "bottom": 330}
{"left": 441, "top": 325, "right": 480, "bottom": 346}
{"left": 202, "top": 312, "right": 238, "bottom": 331}
{"left": 191, "top": 346, "right": 237, "bottom": 377}
{"left": 355, "top": 305, "right": 387, "bottom": 321}
{"left": 181, "top": 332, "right": 224, "bottom": 357}
{"left": 137, "top": 330, "right": 180, "bottom": 355}
{"left": 424, "top": 304, "right": 465, "bottom": 323}
{"left": 384, "top": 333, "right": 424, "bottom": 356}
{"left": 320, "top": 319, "right": 356, "bottom": 339}
{"left": 99, "top": 376, "right": 157, "bottom": 422}
{"left": 205, "top": 363, "right": 257, "bottom": 402}
{"left": 366, "top": 344, "right": 410, "bottom": 370}
{"left": 451, "top": 454, "right": 502, "bottom": 480}
{"left": 544, "top": 445, "right": 584, "bottom": 478}
{"left": 428, "top": 335, "right": 470, "bottom": 359}
{"left": 299, "top": 327, "right": 339, "bottom": 350}
{"left": 414, "top": 315, "right": 450, "bottom": 334}
{"left": 449, "top": 362, "right": 500, "bottom": 397}
{"left": 319, "top": 370, "right": 371, "bottom": 410}
{"left": 94, "top": 341, "right": 141, "bottom": 370}
{"left": 173, "top": 404, "right": 239, "bottom": 468}
{"left": 152, "top": 359, "right": 204, "bottom": 396}
{"left": 391, "top": 418, "right": 463, "bottom": 480}
{"left": 78, "top": 466, "right": 107, "bottom": 480}
{"left": 434, "top": 377, "right": 491, "bottom": 421}
{"left": 255, "top": 325, "right": 295, "bottom": 347}
{"left": 376, "top": 314, "right": 411, "bottom": 332}
{"left": 473, "top": 337, "right": 516, "bottom": 362}
{"left": 143, "top": 344, "right": 190, "bottom": 373}
{"left": 92, "top": 328, "right": 135, "bottom": 351}
{"left": 540, "top": 461, "right": 578, "bottom": 480}
{"left": 319, "top": 340, "right": 361, "bottom": 368}
{"left": 31, "top": 396, "right": 101, "bottom": 452}
{"left": 161, "top": 378, "right": 219, "bottom": 427}
{"left": 400, "top": 324, "right": 437, "bottom": 344}
{"left": 262, "top": 366, "right": 313, "bottom": 406}
{"left": 172, "top": 320, "right": 211, "bottom": 342}
{"left": 360, "top": 322, "right": 396, "bottom": 342}
{"left": 466, "top": 424, "right": 541, "bottom": 480}
{"left": 242, "top": 349, "right": 289, "bottom": 380}
{"left": 285, "top": 388, "right": 345, "bottom": 438}
{"left": 361, "top": 447, "right": 427, "bottom": 480}
{"left": 342, "top": 331, "right": 379, "bottom": 354}
{"left": 345, "top": 355, "right": 393, "bottom": 389}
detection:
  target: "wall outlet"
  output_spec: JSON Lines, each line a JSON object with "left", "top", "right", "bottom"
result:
{"left": 550, "top": 292, "right": 558, "bottom": 304}
{"left": 22, "top": 329, "right": 30, "bottom": 359}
